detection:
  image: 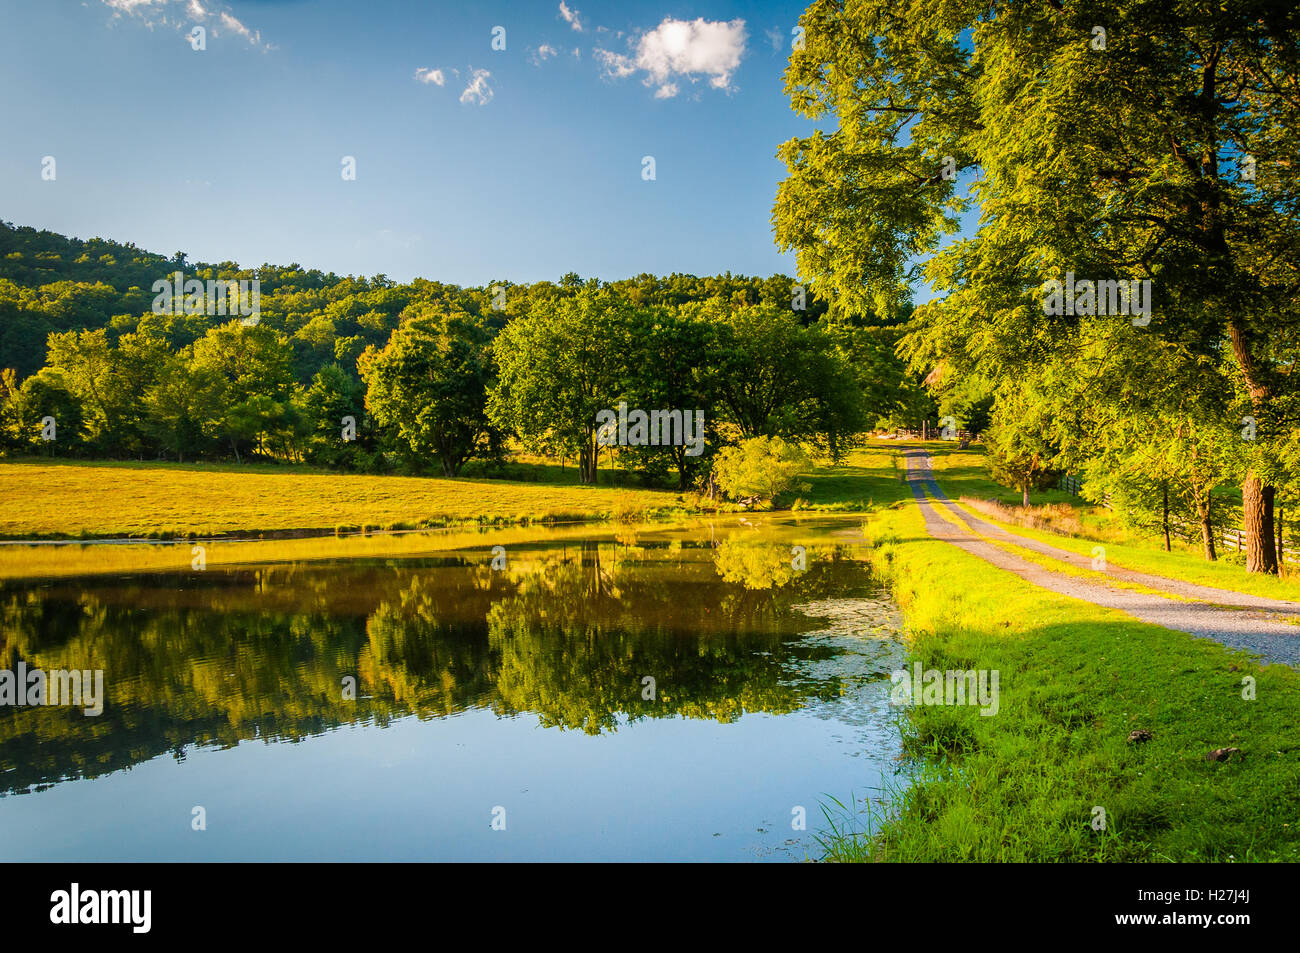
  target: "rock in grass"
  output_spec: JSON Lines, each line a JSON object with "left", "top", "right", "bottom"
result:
{"left": 1205, "top": 747, "right": 1243, "bottom": 763}
{"left": 1127, "top": 729, "right": 1153, "bottom": 744}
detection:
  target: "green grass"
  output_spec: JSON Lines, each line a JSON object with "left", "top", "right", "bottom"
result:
{"left": 948, "top": 498, "right": 1300, "bottom": 604}
{"left": 798, "top": 444, "right": 913, "bottom": 509}
{"left": 826, "top": 502, "right": 1300, "bottom": 861}
{"left": 0, "top": 458, "right": 694, "bottom": 539}
{"left": 0, "top": 445, "right": 914, "bottom": 542}
{"left": 923, "top": 442, "right": 1078, "bottom": 506}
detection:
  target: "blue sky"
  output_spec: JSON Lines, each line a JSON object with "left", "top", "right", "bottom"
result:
{"left": 0, "top": 0, "right": 820, "bottom": 285}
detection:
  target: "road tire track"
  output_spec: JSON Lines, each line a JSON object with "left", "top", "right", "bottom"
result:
{"left": 903, "top": 449, "right": 1300, "bottom": 667}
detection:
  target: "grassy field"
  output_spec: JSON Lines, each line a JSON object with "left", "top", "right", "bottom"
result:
{"left": 0, "top": 445, "right": 910, "bottom": 577}
{"left": 800, "top": 444, "right": 913, "bottom": 508}
{"left": 0, "top": 458, "right": 696, "bottom": 539}
{"left": 826, "top": 500, "right": 1300, "bottom": 861}
{"left": 0, "top": 444, "right": 913, "bottom": 542}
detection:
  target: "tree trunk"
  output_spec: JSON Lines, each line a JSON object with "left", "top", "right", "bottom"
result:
{"left": 1022, "top": 485, "right": 1030, "bottom": 507}
{"left": 1195, "top": 486, "right": 1216, "bottom": 561}
{"left": 1227, "top": 315, "right": 1279, "bottom": 575}
{"left": 1242, "top": 474, "right": 1278, "bottom": 574}
{"left": 1277, "top": 501, "right": 1283, "bottom": 564}
{"left": 1161, "top": 482, "right": 1171, "bottom": 552}
{"left": 1278, "top": 502, "right": 1286, "bottom": 572}
{"left": 578, "top": 441, "right": 598, "bottom": 484}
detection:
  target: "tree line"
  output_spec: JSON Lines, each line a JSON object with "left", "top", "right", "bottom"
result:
{"left": 0, "top": 222, "right": 934, "bottom": 490}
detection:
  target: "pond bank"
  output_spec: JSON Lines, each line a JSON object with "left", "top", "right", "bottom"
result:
{"left": 828, "top": 502, "right": 1300, "bottom": 862}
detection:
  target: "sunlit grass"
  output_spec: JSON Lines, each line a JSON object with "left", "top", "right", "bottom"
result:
{"left": 0, "top": 459, "right": 693, "bottom": 539}
{"left": 822, "top": 503, "right": 1300, "bottom": 861}
{"left": 950, "top": 497, "right": 1300, "bottom": 604}
{"left": 799, "top": 443, "right": 911, "bottom": 509}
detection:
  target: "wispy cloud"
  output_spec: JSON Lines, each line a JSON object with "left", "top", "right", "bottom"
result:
{"left": 217, "top": 11, "right": 253, "bottom": 42}
{"left": 460, "top": 68, "right": 493, "bottom": 106}
{"left": 530, "top": 44, "right": 558, "bottom": 66}
{"left": 596, "top": 18, "right": 747, "bottom": 99}
{"left": 100, "top": 0, "right": 266, "bottom": 48}
{"left": 414, "top": 67, "right": 445, "bottom": 86}
{"left": 558, "top": 2, "right": 583, "bottom": 33}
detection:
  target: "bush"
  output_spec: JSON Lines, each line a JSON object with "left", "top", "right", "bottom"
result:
{"left": 712, "top": 436, "right": 810, "bottom": 503}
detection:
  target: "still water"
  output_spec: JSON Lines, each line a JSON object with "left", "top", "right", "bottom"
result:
{"left": 0, "top": 517, "right": 905, "bottom": 861}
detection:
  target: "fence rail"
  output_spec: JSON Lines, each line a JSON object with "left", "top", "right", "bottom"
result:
{"left": 1056, "top": 475, "right": 1299, "bottom": 564}
{"left": 892, "top": 428, "right": 978, "bottom": 442}
{"left": 1057, "top": 474, "right": 1111, "bottom": 509}
{"left": 1218, "top": 528, "right": 1300, "bottom": 563}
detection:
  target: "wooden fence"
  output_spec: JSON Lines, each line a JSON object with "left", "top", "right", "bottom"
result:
{"left": 1056, "top": 475, "right": 1299, "bottom": 564}
{"left": 892, "top": 427, "right": 979, "bottom": 442}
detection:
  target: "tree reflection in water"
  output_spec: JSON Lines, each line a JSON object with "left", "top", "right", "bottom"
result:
{"left": 0, "top": 532, "right": 878, "bottom": 793}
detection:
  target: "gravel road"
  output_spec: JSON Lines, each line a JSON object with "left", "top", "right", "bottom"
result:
{"left": 904, "top": 449, "right": 1300, "bottom": 667}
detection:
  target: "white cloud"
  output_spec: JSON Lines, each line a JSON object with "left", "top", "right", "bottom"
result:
{"left": 531, "top": 44, "right": 558, "bottom": 66}
{"left": 414, "top": 67, "right": 445, "bottom": 86}
{"left": 559, "top": 2, "right": 583, "bottom": 32}
{"left": 460, "top": 68, "right": 493, "bottom": 106}
{"left": 100, "top": 0, "right": 265, "bottom": 48}
{"left": 596, "top": 18, "right": 747, "bottom": 98}
{"left": 218, "top": 11, "right": 254, "bottom": 41}
{"left": 104, "top": 0, "right": 170, "bottom": 9}
{"left": 765, "top": 27, "right": 783, "bottom": 51}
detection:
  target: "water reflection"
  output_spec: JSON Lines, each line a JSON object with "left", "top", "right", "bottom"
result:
{"left": 0, "top": 523, "right": 898, "bottom": 799}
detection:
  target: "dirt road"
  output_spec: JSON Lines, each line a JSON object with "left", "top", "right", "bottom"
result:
{"left": 904, "top": 449, "right": 1300, "bottom": 667}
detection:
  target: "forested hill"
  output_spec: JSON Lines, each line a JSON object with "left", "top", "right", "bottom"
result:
{"left": 0, "top": 219, "right": 844, "bottom": 381}
{"left": 0, "top": 220, "right": 935, "bottom": 480}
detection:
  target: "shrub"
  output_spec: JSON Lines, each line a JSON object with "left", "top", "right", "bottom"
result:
{"left": 713, "top": 436, "right": 810, "bottom": 503}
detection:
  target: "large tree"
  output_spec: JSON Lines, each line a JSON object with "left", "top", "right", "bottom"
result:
{"left": 361, "top": 312, "right": 498, "bottom": 476}
{"left": 487, "top": 291, "right": 631, "bottom": 484}
{"left": 188, "top": 320, "right": 296, "bottom": 462}
{"left": 774, "top": 0, "right": 1300, "bottom": 573}
{"left": 705, "top": 301, "right": 866, "bottom": 458}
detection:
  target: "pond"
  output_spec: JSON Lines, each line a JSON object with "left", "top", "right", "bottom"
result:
{"left": 0, "top": 517, "right": 906, "bottom": 861}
